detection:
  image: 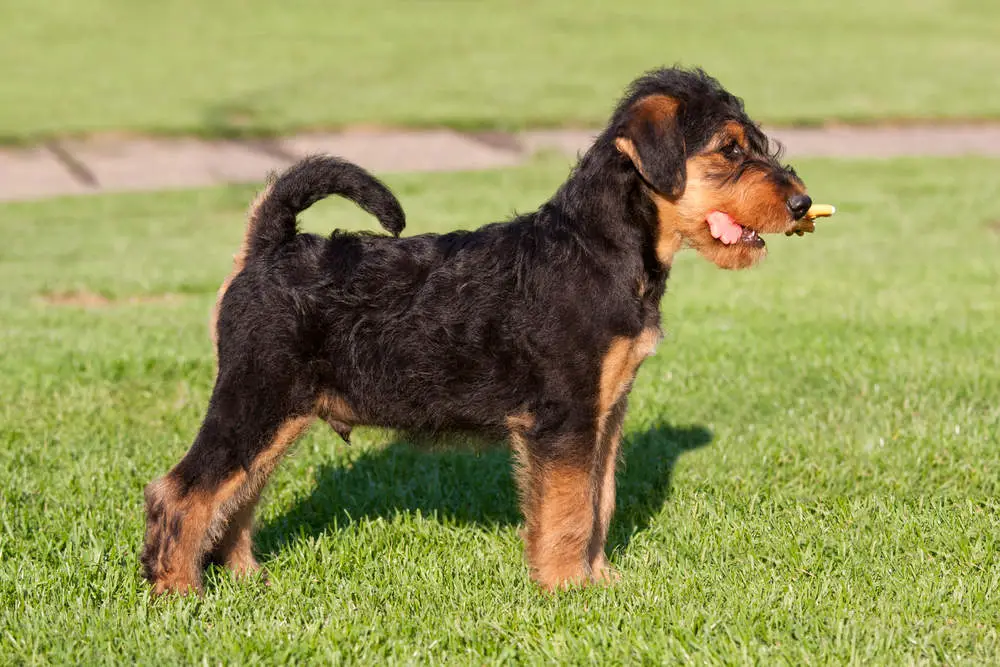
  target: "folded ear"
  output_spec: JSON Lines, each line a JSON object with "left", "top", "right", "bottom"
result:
{"left": 615, "top": 95, "right": 686, "bottom": 198}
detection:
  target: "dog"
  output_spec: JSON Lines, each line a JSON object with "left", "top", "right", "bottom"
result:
{"left": 141, "top": 67, "right": 814, "bottom": 594}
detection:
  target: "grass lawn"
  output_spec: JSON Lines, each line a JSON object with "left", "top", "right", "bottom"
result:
{"left": 2, "top": 0, "right": 1000, "bottom": 142}
{"left": 1, "top": 156, "right": 999, "bottom": 663}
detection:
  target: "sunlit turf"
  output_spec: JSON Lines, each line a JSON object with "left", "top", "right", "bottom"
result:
{"left": 1, "top": 157, "right": 998, "bottom": 663}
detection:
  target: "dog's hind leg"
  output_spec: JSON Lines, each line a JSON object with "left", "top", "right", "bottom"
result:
{"left": 207, "top": 410, "right": 314, "bottom": 580}
{"left": 141, "top": 375, "right": 314, "bottom": 595}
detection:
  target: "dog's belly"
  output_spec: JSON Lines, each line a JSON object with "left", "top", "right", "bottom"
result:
{"left": 316, "top": 307, "right": 539, "bottom": 433}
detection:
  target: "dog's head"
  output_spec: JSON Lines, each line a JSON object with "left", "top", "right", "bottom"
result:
{"left": 612, "top": 68, "right": 810, "bottom": 269}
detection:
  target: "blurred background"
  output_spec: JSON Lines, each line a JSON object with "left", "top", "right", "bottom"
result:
{"left": 2, "top": 0, "right": 998, "bottom": 141}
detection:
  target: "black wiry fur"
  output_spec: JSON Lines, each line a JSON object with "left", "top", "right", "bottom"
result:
{"left": 142, "top": 67, "right": 813, "bottom": 593}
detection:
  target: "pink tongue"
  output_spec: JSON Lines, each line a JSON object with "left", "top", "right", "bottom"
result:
{"left": 707, "top": 211, "right": 743, "bottom": 245}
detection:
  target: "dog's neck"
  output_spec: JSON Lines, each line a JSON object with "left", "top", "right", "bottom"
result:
{"left": 547, "top": 136, "right": 672, "bottom": 286}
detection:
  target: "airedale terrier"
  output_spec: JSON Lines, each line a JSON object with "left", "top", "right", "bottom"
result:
{"left": 142, "top": 67, "right": 814, "bottom": 594}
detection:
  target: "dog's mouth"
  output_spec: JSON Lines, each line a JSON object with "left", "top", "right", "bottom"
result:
{"left": 706, "top": 211, "right": 766, "bottom": 249}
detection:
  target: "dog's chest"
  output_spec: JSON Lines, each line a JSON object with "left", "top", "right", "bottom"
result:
{"left": 635, "top": 276, "right": 666, "bottom": 333}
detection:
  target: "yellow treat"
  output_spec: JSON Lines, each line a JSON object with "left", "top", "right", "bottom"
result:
{"left": 806, "top": 204, "right": 836, "bottom": 219}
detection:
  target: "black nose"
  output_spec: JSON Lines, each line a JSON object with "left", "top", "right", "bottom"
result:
{"left": 787, "top": 194, "right": 812, "bottom": 220}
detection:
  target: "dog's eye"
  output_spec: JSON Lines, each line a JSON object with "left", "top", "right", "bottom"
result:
{"left": 720, "top": 142, "right": 743, "bottom": 160}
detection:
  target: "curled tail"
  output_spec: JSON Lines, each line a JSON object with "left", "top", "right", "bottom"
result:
{"left": 211, "top": 156, "right": 404, "bottom": 350}
{"left": 244, "top": 155, "right": 405, "bottom": 260}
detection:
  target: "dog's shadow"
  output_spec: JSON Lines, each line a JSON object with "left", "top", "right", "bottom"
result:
{"left": 256, "top": 422, "right": 712, "bottom": 558}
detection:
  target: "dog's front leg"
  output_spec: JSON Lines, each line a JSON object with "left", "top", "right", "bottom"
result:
{"left": 509, "top": 425, "right": 598, "bottom": 591}
{"left": 588, "top": 397, "right": 628, "bottom": 583}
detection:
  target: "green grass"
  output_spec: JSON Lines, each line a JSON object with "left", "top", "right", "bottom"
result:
{"left": 2, "top": 0, "right": 1000, "bottom": 142}
{"left": 2, "top": 156, "right": 1000, "bottom": 663}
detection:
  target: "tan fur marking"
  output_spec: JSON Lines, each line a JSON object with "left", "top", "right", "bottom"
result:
{"left": 506, "top": 412, "right": 536, "bottom": 532}
{"left": 596, "top": 327, "right": 660, "bottom": 440}
{"left": 719, "top": 120, "right": 748, "bottom": 150}
{"left": 655, "top": 228, "right": 685, "bottom": 266}
{"left": 634, "top": 326, "right": 661, "bottom": 358}
{"left": 615, "top": 136, "right": 643, "bottom": 174}
{"left": 525, "top": 464, "right": 594, "bottom": 591}
{"left": 505, "top": 412, "right": 536, "bottom": 433}
{"left": 152, "top": 512, "right": 211, "bottom": 594}
{"left": 145, "top": 470, "right": 249, "bottom": 595}
{"left": 250, "top": 415, "right": 314, "bottom": 480}
{"left": 633, "top": 94, "right": 679, "bottom": 125}
{"left": 589, "top": 418, "right": 623, "bottom": 583}
{"left": 203, "top": 471, "right": 253, "bottom": 549}
{"left": 210, "top": 486, "right": 263, "bottom": 578}
{"left": 143, "top": 477, "right": 182, "bottom": 590}
{"left": 598, "top": 337, "right": 633, "bottom": 421}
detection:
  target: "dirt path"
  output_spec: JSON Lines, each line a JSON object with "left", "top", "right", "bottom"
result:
{"left": 2, "top": 123, "right": 1000, "bottom": 202}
